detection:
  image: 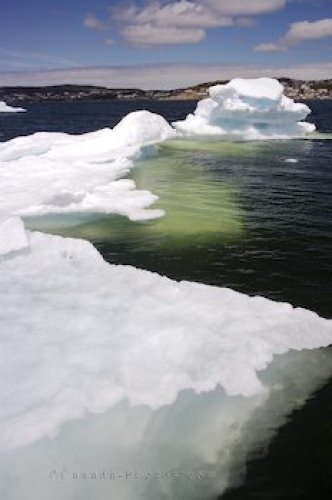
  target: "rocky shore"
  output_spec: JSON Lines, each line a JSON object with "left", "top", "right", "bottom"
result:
{"left": 0, "top": 78, "right": 331, "bottom": 104}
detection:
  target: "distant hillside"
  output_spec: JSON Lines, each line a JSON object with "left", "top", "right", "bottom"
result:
{"left": 167, "top": 78, "right": 332, "bottom": 100}
{"left": 0, "top": 78, "right": 331, "bottom": 104}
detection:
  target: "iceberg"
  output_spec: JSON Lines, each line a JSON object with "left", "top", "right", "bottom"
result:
{"left": 0, "top": 111, "right": 175, "bottom": 242}
{"left": 0, "top": 101, "right": 26, "bottom": 113}
{"left": 173, "top": 78, "right": 316, "bottom": 140}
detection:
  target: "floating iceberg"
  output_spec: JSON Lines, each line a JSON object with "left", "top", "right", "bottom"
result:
{"left": 0, "top": 229, "right": 331, "bottom": 500}
{"left": 0, "top": 101, "right": 26, "bottom": 113}
{"left": 0, "top": 110, "right": 175, "bottom": 246}
{"left": 1, "top": 229, "right": 331, "bottom": 452}
{"left": 174, "top": 78, "right": 316, "bottom": 140}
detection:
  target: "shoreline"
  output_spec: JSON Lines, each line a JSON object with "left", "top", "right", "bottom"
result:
{"left": 1, "top": 78, "right": 331, "bottom": 105}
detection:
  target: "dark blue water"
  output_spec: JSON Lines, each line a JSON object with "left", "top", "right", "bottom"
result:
{"left": 0, "top": 99, "right": 195, "bottom": 141}
{"left": 0, "top": 98, "right": 330, "bottom": 141}
{"left": 1, "top": 98, "right": 331, "bottom": 499}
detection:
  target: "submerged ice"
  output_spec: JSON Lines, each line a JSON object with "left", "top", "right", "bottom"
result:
{"left": 174, "top": 78, "right": 315, "bottom": 140}
{"left": 0, "top": 78, "right": 331, "bottom": 499}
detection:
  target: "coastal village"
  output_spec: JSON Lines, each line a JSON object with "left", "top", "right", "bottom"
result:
{"left": 0, "top": 78, "right": 331, "bottom": 104}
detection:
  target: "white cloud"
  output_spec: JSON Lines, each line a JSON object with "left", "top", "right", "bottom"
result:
{"left": 204, "top": 0, "right": 286, "bottom": 16}
{"left": 83, "top": 14, "right": 106, "bottom": 30}
{"left": 256, "top": 42, "right": 286, "bottom": 52}
{"left": 0, "top": 48, "right": 77, "bottom": 71}
{"left": 104, "top": 38, "right": 115, "bottom": 46}
{"left": 256, "top": 18, "right": 332, "bottom": 51}
{"left": 114, "top": 1, "right": 233, "bottom": 28}
{"left": 286, "top": 18, "right": 332, "bottom": 41}
{"left": 120, "top": 23, "right": 206, "bottom": 46}
{"left": 112, "top": 1, "right": 233, "bottom": 46}
{"left": 84, "top": 1, "right": 288, "bottom": 47}
{"left": 235, "top": 17, "right": 257, "bottom": 27}
{"left": 0, "top": 61, "right": 331, "bottom": 90}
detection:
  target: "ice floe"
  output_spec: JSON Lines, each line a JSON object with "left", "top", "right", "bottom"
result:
{"left": 1, "top": 230, "right": 331, "bottom": 452}
{"left": 0, "top": 111, "right": 175, "bottom": 246}
{"left": 0, "top": 101, "right": 26, "bottom": 113}
{"left": 174, "top": 78, "right": 316, "bottom": 140}
{"left": 284, "top": 158, "right": 299, "bottom": 163}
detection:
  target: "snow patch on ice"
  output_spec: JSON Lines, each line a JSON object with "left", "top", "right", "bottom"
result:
{"left": 174, "top": 78, "right": 316, "bottom": 140}
{"left": 0, "top": 217, "right": 29, "bottom": 256}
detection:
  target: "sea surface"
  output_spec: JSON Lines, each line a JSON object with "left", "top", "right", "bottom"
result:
{"left": 1, "top": 99, "right": 331, "bottom": 499}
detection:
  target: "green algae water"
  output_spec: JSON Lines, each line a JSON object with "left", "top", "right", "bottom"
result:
{"left": 76, "top": 142, "right": 246, "bottom": 245}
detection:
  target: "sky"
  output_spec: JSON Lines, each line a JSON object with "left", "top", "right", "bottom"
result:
{"left": 0, "top": 0, "right": 331, "bottom": 88}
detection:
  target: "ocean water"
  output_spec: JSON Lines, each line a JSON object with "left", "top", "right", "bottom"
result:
{"left": 1, "top": 99, "right": 331, "bottom": 498}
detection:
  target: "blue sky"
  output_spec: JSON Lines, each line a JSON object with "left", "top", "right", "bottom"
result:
{"left": 0, "top": 0, "right": 331, "bottom": 88}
